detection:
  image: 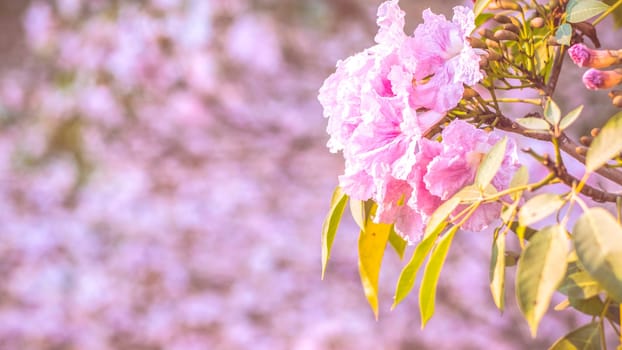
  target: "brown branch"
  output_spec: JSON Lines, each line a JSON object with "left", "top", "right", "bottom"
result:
{"left": 488, "top": 113, "right": 622, "bottom": 187}
{"left": 541, "top": 157, "right": 621, "bottom": 203}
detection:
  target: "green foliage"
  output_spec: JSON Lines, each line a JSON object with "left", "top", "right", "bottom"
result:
{"left": 419, "top": 226, "right": 458, "bottom": 328}
{"left": 586, "top": 111, "right": 622, "bottom": 172}
{"left": 516, "top": 225, "right": 568, "bottom": 336}
{"left": 490, "top": 229, "right": 507, "bottom": 310}
{"left": 544, "top": 98, "right": 562, "bottom": 126}
{"left": 475, "top": 137, "right": 508, "bottom": 190}
{"left": 516, "top": 117, "right": 551, "bottom": 131}
{"left": 573, "top": 208, "right": 622, "bottom": 303}
{"left": 518, "top": 194, "right": 566, "bottom": 227}
{"left": 392, "top": 227, "right": 439, "bottom": 309}
{"left": 555, "top": 23, "right": 572, "bottom": 46}
{"left": 388, "top": 226, "right": 408, "bottom": 260}
{"left": 321, "top": 187, "right": 348, "bottom": 279}
{"left": 566, "top": 0, "right": 610, "bottom": 23}
{"left": 559, "top": 105, "right": 584, "bottom": 131}
{"left": 548, "top": 322, "right": 602, "bottom": 350}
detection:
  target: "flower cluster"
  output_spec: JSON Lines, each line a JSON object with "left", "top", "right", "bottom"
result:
{"left": 319, "top": 0, "right": 518, "bottom": 240}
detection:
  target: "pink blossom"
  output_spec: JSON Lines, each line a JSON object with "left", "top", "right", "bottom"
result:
{"left": 424, "top": 120, "right": 519, "bottom": 231}
{"left": 409, "top": 6, "right": 483, "bottom": 112}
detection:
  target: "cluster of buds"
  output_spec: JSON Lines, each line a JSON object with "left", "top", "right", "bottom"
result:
{"left": 569, "top": 44, "right": 622, "bottom": 94}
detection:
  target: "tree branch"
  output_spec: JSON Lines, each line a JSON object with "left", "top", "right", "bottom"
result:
{"left": 486, "top": 113, "right": 622, "bottom": 187}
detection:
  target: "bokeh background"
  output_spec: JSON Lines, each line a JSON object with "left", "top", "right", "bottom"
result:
{"left": 0, "top": 1, "right": 618, "bottom": 349}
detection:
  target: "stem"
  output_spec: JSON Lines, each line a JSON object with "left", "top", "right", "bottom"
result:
{"left": 486, "top": 98, "right": 542, "bottom": 105}
{"left": 490, "top": 113, "right": 622, "bottom": 187}
{"left": 594, "top": 0, "right": 622, "bottom": 26}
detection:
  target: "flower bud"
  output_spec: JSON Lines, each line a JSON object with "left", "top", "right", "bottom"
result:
{"left": 486, "top": 49, "right": 503, "bottom": 61}
{"left": 489, "top": 0, "right": 522, "bottom": 11}
{"left": 479, "top": 56, "right": 489, "bottom": 68}
{"left": 582, "top": 68, "right": 622, "bottom": 90}
{"left": 501, "top": 23, "right": 521, "bottom": 34}
{"left": 580, "top": 136, "right": 592, "bottom": 146}
{"left": 485, "top": 39, "right": 500, "bottom": 49}
{"left": 494, "top": 30, "right": 519, "bottom": 41}
{"left": 478, "top": 28, "right": 496, "bottom": 40}
{"left": 591, "top": 128, "right": 600, "bottom": 137}
{"left": 493, "top": 14, "right": 512, "bottom": 24}
{"left": 530, "top": 17, "right": 545, "bottom": 28}
{"left": 609, "top": 91, "right": 622, "bottom": 108}
{"left": 576, "top": 146, "right": 588, "bottom": 156}
{"left": 462, "top": 87, "right": 480, "bottom": 99}
{"left": 468, "top": 37, "right": 487, "bottom": 49}
{"left": 569, "top": 44, "right": 622, "bottom": 69}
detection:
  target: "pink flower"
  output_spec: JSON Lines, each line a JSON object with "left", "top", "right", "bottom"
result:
{"left": 319, "top": 1, "right": 485, "bottom": 238}
{"left": 568, "top": 44, "right": 622, "bottom": 69}
{"left": 409, "top": 6, "right": 483, "bottom": 112}
{"left": 582, "top": 68, "right": 622, "bottom": 90}
{"left": 423, "top": 120, "right": 519, "bottom": 231}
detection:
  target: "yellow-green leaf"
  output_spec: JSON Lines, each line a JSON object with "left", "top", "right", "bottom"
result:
{"left": 474, "top": 0, "right": 492, "bottom": 17}
{"left": 392, "top": 229, "right": 439, "bottom": 309}
{"left": 321, "top": 187, "right": 349, "bottom": 279}
{"left": 388, "top": 226, "right": 408, "bottom": 260}
{"left": 350, "top": 198, "right": 367, "bottom": 231}
{"left": 548, "top": 322, "right": 601, "bottom": 350}
{"left": 475, "top": 137, "right": 508, "bottom": 190}
{"left": 516, "top": 225, "right": 568, "bottom": 337}
{"left": 517, "top": 117, "right": 550, "bottom": 131}
{"left": 544, "top": 98, "right": 562, "bottom": 126}
{"left": 559, "top": 105, "right": 584, "bottom": 131}
{"left": 566, "top": 0, "right": 609, "bottom": 23}
{"left": 490, "top": 230, "right": 507, "bottom": 311}
{"left": 518, "top": 193, "right": 566, "bottom": 227}
{"left": 358, "top": 217, "right": 392, "bottom": 319}
{"left": 509, "top": 165, "right": 529, "bottom": 201}
{"left": 573, "top": 208, "right": 622, "bottom": 302}
{"left": 420, "top": 226, "right": 459, "bottom": 328}
{"left": 423, "top": 196, "right": 460, "bottom": 240}
{"left": 586, "top": 111, "right": 622, "bottom": 172}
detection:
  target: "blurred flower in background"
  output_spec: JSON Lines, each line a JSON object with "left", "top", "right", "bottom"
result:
{"left": 0, "top": 1, "right": 590, "bottom": 349}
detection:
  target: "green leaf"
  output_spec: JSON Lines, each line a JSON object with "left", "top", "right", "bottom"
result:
{"left": 490, "top": 230, "right": 507, "bottom": 311}
{"left": 350, "top": 198, "right": 368, "bottom": 231}
{"left": 517, "top": 117, "right": 551, "bottom": 131}
{"left": 510, "top": 165, "right": 530, "bottom": 188}
{"left": 559, "top": 105, "right": 584, "bottom": 131}
{"left": 548, "top": 322, "right": 601, "bottom": 350}
{"left": 475, "top": 137, "right": 508, "bottom": 190}
{"left": 393, "top": 228, "right": 440, "bottom": 309}
{"left": 555, "top": 23, "right": 573, "bottom": 46}
{"left": 475, "top": 13, "right": 494, "bottom": 27}
{"left": 516, "top": 225, "right": 568, "bottom": 337}
{"left": 423, "top": 196, "right": 460, "bottom": 240}
{"left": 544, "top": 98, "right": 562, "bottom": 126}
{"left": 518, "top": 193, "right": 566, "bottom": 227}
{"left": 566, "top": 0, "right": 609, "bottom": 23}
{"left": 569, "top": 295, "right": 606, "bottom": 316}
{"left": 573, "top": 208, "right": 622, "bottom": 302}
{"left": 358, "top": 216, "right": 392, "bottom": 319}
{"left": 559, "top": 267, "right": 601, "bottom": 300}
{"left": 388, "top": 226, "right": 408, "bottom": 260}
{"left": 420, "top": 226, "right": 459, "bottom": 328}
{"left": 509, "top": 165, "right": 529, "bottom": 201}
{"left": 474, "top": 0, "right": 492, "bottom": 17}
{"left": 454, "top": 184, "right": 496, "bottom": 203}
{"left": 321, "top": 187, "right": 349, "bottom": 279}
{"left": 586, "top": 111, "right": 622, "bottom": 172}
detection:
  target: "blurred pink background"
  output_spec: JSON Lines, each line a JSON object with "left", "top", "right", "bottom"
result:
{"left": 0, "top": 1, "right": 616, "bottom": 349}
